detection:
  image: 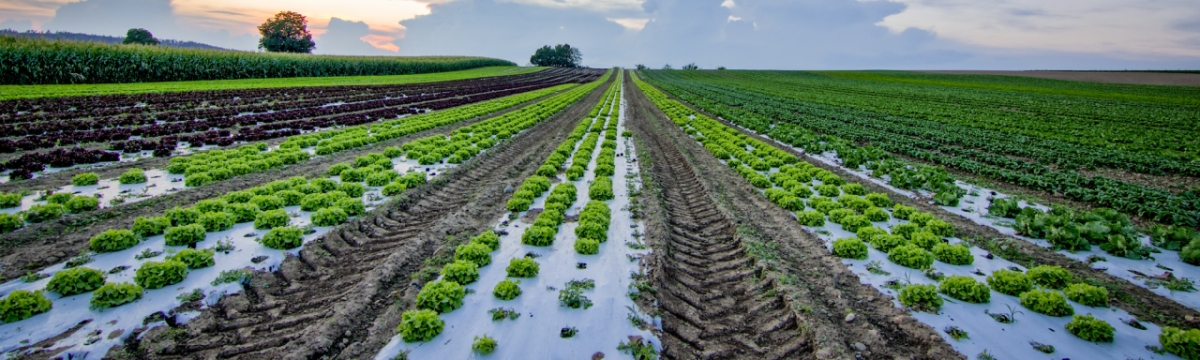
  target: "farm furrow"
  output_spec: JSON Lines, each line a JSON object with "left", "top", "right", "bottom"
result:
{"left": 624, "top": 72, "right": 956, "bottom": 360}
{"left": 0, "top": 82, "right": 585, "bottom": 283}
{"left": 113, "top": 72, "right": 613, "bottom": 360}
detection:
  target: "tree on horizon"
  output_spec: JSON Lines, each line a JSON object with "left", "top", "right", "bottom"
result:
{"left": 122, "top": 28, "right": 158, "bottom": 45}
{"left": 258, "top": 11, "right": 316, "bottom": 53}
{"left": 530, "top": 44, "right": 582, "bottom": 67}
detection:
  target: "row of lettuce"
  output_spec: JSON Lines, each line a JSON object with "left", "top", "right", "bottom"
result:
{"left": 631, "top": 73, "right": 1200, "bottom": 359}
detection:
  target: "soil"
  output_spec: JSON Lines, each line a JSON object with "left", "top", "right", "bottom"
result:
{"left": 94, "top": 75, "right": 615, "bottom": 359}
{"left": 0, "top": 85, "right": 578, "bottom": 284}
{"left": 625, "top": 72, "right": 961, "bottom": 360}
{"left": 651, "top": 82, "right": 1200, "bottom": 333}
{"left": 914, "top": 71, "right": 1200, "bottom": 87}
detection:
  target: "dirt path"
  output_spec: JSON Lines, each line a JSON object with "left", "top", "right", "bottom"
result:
{"left": 90, "top": 76, "right": 614, "bottom": 360}
{"left": 0, "top": 85, "right": 579, "bottom": 284}
{"left": 914, "top": 70, "right": 1200, "bottom": 87}
{"left": 625, "top": 73, "right": 960, "bottom": 360}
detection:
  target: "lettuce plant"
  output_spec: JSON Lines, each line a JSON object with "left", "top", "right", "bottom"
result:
{"left": 0, "top": 290, "right": 51, "bottom": 322}
{"left": 22, "top": 204, "right": 64, "bottom": 223}
{"left": 223, "top": 190, "right": 254, "bottom": 204}
{"left": 933, "top": 243, "right": 973, "bottom": 265}
{"left": 472, "top": 333, "right": 497, "bottom": 354}
{"left": 260, "top": 226, "right": 304, "bottom": 249}
{"left": 506, "top": 257, "right": 539, "bottom": 278}
{"left": 926, "top": 220, "right": 955, "bottom": 237}
{"left": 165, "top": 207, "right": 200, "bottom": 226}
{"left": 1065, "top": 314, "right": 1114, "bottom": 342}
{"left": 254, "top": 209, "right": 290, "bottom": 230}
{"left": 870, "top": 234, "right": 907, "bottom": 253}
{"left": 198, "top": 211, "right": 236, "bottom": 232}
{"left": 840, "top": 215, "right": 872, "bottom": 233}
{"left": 165, "top": 223, "right": 207, "bottom": 246}
{"left": 441, "top": 260, "right": 480, "bottom": 285}
{"left": 470, "top": 231, "right": 500, "bottom": 251}
{"left": 796, "top": 211, "right": 825, "bottom": 226}
{"left": 1160, "top": 327, "right": 1200, "bottom": 360}
{"left": 63, "top": 196, "right": 99, "bottom": 214}
{"left": 888, "top": 244, "right": 933, "bottom": 269}
{"left": 71, "top": 173, "right": 100, "bottom": 186}
{"left": 335, "top": 198, "right": 365, "bottom": 216}
{"left": 987, "top": 269, "right": 1034, "bottom": 296}
{"left": 275, "top": 190, "right": 304, "bottom": 206}
{"left": 169, "top": 248, "right": 215, "bottom": 269}
{"left": 1183, "top": 239, "right": 1200, "bottom": 266}
{"left": 398, "top": 309, "right": 444, "bottom": 342}
{"left": 1027, "top": 265, "right": 1073, "bottom": 289}
{"left": 250, "top": 195, "right": 285, "bottom": 211}
{"left": 910, "top": 231, "right": 941, "bottom": 250}
{"left": 899, "top": 284, "right": 942, "bottom": 312}
{"left": 416, "top": 280, "right": 466, "bottom": 313}
{"left": 0, "top": 213, "right": 22, "bottom": 233}
{"left": 46, "top": 193, "right": 72, "bottom": 205}
{"left": 841, "top": 183, "right": 867, "bottom": 196}
{"left": 0, "top": 193, "right": 20, "bottom": 208}
{"left": 195, "top": 199, "right": 227, "bottom": 213}
{"left": 865, "top": 193, "right": 892, "bottom": 208}
{"left": 382, "top": 182, "right": 408, "bottom": 196}
{"left": 226, "top": 203, "right": 260, "bottom": 223}
{"left": 939, "top": 275, "right": 990, "bottom": 303}
{"left": 312, "top": 207, "right": 348, "bottom": 226}
{"left": 831, "top": 238, "right": 868, "bottom": 260}
{"left": 338, "top": 183, "right": 365, "bottom": 198}
{"left": 1064, "top": 283, "right": 1109, "bottom": 307}
{"left": 522, "top": 225, "right": 556, "bottom": 246}
{"left": 89, "top": 282, "right": 143, "bottom": 310}
{"left": 494, "top": 279, "right": 522, "bottom": 300}
{"left": 46, "top": 267, "right": 106, "bottom": 295}
{"left": 1020, "top": 288, "right": 1074, "bottom": 317}
{"left": 300, "top": 193, "right": 331, "bottom": 211}
{"left": 134, "top": 261, "right": 188, "bottom": 289}
{"left": 118, "top": 168, "right": 147, "bottom": 184}
{"left": 865, "top": 207, "right": 890, "bottom": 222}
{"left": 575, "top": 238, "right": 600, "bottom": 255}
{"left": 90, "top": 229, "right": 139, "bottom": 252}
{"left": 893, "top": 205, "right": 916, "bottom": 220}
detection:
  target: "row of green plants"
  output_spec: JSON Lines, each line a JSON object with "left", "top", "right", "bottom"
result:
{"left": 0, "top": 167, "right": 154, "bottom": 232}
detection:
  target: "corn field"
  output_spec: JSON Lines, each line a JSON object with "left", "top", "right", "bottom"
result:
{"left": 0, "top": 36, "right": 515, "bottom": 85}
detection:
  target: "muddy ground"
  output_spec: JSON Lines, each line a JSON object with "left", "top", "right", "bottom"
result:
{"left": 0, "top": 86, "right": 576, "bottom": 284}
{"left": 914, "top": 70, "right": 1200, "bottom": 87}
{"left": 625, "top": 72, "right": 961, "bottom": 360}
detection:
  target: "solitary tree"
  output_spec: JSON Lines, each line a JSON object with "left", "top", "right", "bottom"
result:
{"left": 682, "top": 63, "right": 699, "bottom": 70}
{"left": 635, "top": 64, "right": 647, "bottom": 70}
{"left": 258, "top": 11, "right": 315, "bottom": 53}
{"left": 662, "top": 64, "right": 673, "bottom": 70}
{"left": 122, "top": 28, "right": 158, "bottom": 45}
{"left": 530, "top": 44, "right": 582, "bottom": 67}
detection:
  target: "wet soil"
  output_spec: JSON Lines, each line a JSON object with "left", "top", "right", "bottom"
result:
{"left": 625, "top": 73, "right": 961, "bottom": 360}
{"left": 0, "top": 85, "right": 580, "bottom": 284}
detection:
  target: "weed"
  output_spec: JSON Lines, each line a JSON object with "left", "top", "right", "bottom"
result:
{"left": 943, "top": 326, "right": 969, "bottom": 341}
{"left": 1030, "top": 341, "right": 1055, "bottom": 353}
{"left": 488, "top": 307, "right": 520, "bottom": 321}
{"left": 560, "top": 326, "right": 578, "bottom": 338}
{"left": 865, "top": 261, "right": 890, "bottom": 275}
{"left": 176, "top": 289, "right": 205, "bottom": 302}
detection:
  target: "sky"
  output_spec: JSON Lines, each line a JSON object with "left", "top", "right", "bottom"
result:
{"left": 0, "top": 0, "right": 1198, "bottom": 69}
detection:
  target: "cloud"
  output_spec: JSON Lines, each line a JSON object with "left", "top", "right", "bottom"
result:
{"left": 608, "top": 17, "right": 650, "bottom": 30}
{"left": 314, "top": 17, "right": 397, "bottom": 55}
{"left": 0, "top": 18, "right": 33, "bottom": 31}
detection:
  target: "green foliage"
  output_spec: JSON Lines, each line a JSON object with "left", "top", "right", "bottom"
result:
{"left": 831, "top": 238, "right": 868, "bottom": 259}
{"left": 1065, "top": 314, "right": 1114, "bottom": 342}
{"left": 195, "top": 199, "right": 228, "bottom": 213}
{"left": 899, "top": 284, "right": 942, "bottom": 312}
{"left": 89, "top": 229, "right": 140, "bottom": 252}
{"left": 988, "top": 197, "right": 1022, "bottom": 218}
{"left": 890, "top": 222, "right": 920, "bottom": 240}
{"left": 169, "top": 248, "right": 215, "bottom": 269}
{"left": 226, "top": 203, "right": 260, "bottom": 223}
{"left": 589, "top": 176, "right": 614, "bottom": 201}
{"left": 796, "top": 211, "right": 826, "bottom": 226}
{"left": 441, "top": 260, "right": 480, "bottom": 285}
{"left": 382, "top": 181, "right": 408, "bottom": 196}
{"left": 558, "top": 286, "right": 593, "bottom": 309}
{"left": 472, "top": 334, "right": 497, "bottom": 355}
{"left": 164, "top": 224, "right": 208, "bottom": 246}
{"left": 312, "top": 207, "right": 348, "bottom": 226}
{"left": 1027, "top": 265, "right": 1073, "bottom": 289}
{"left": 22, "top": 203, "right": 64, "bottom": 223}
{"left": 0, "top": 213, "right": 22, "bottom": 233}
{"left": 925, "top": 220, "right": 955, "bottom": 237}
{"left": 327, "top": 163, "right": 351, "bottom": 177}
{"left": 335, "top": 198, "right": 365, "bottom": 216}
{"left": 0, "top": 290, "right": 51, "bottom": 322}
{"left": 398, "top": 309, "right": 444, "bottom": 343}
{"left": 865, "top": 207, "right": 890, "bottom": 222}
{"left": 888, "top": 244, "right": 934, "bottom": 269}
{"left": 134, "top": 261, "right": 188, "bottom": 289}
{"left": 165, "top": 207, "right": 201, "bottom": 226}
{"left": 506, "top": 257, "right": 539, "bottom": 277}
{"left": 839, "top": 215, "right": 872, "bottom": 233}
{"left": 71, "top": 173, "right": 100, "bottom": 186}
{"left": 122, "top": 28, "right": 159, "bottom": 45}
{"left": 932, "top": 243, "right": 973, "bottom": 265}
{"left": 63, "top": 195, "right": 98, "bottom": 214}
{"left": 118, "top": 168, "right": 147, "bottom": 184}
{"left": 865, "top": 193, "right": 892, "bottom": 208}
{"left": 869, "top": 234, "right": 907, "bottom": 253}
{"left": 988, "top": 269, "right": 1034, "bottom": 296}
{"left": 893, "top": 205, "right": 916, "bottom": 220}
{"left": 198, "top": 211, "right": 236, "bottom": 232}
{"left": 0, "top": 193, "right": 20, "bottom": 208}
{"left": 842, "top": 183, "right": 868, "bottom": 196}
{"left": 1184, "top": 238, "right": 1200, "bottom": 266}
{"left": 470, "top": 231, "right": 501, "bottom": 251}
{"left": 416, "top": 280, "right": 466, "bottom": 313}
{"left": 300, "top": 193, "right": 332, "bottom": 211}
{"left": 1161, "top": 327, "right": 1200, "bottom": 360}
{"left": 89, "top": 282, "right": 143, "bottom": 310}
{"left": 815, "top": 184, "right": 840, "bottom": 197}
{"left": 250, "top": 195, "right": 285, "bottom": 211}
{"left": 255, "top": 209, "right": 290, "bottom": 229}
{"left": 521, "top": 225, "right": 556, "bottom": 246}
{"left": 575, "top": 238, "right": 600, "bottom": 255}
{"left": 939, "top": 275, "right": 990, "bottom": 303}
{"left": 1064, "top": 283, "right": 1109, "bottom": 307}
{"left": 1020, "top": 288, "right": 1074, "bottom": 317}
{"left": 260, "top": 226, "right": 304, "bottom": 249}
{"left": 46, "top": 267, "right": 105, "bottom": 295}
{"left": 910, "top": 231, "right": 941, "bottom": 250}
{"left": 856, "top": 226, "right": 887, "bottom": 243}
{"left": 493, "top": 279, "right": 522, "bottom": 300}
{"left": 338, "top": 183, "right": 365, "bottom": 198}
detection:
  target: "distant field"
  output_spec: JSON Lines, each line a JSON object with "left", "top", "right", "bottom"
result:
{"left": 0, "top": 66, "right": 542, "bottom": 100}
{"left": 913, "top": 70, "right": 1200, "bottom": 87}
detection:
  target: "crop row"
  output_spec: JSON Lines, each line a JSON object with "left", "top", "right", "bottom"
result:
{"left": 639, "top": 71, "right": 1200, "bottom": 227}
{"left": 633, "top": 74, "right": 1200, "bottom": 360}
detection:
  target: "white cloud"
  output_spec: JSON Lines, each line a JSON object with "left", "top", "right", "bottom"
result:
{"left": 720, "top": 0, "right": 735, "bottom": 8}
{"left": 608, "top": 17, "right": 650, "bottom": 30}
{"left": 496, "top": 0, "right": 643, "bottom": 12}
{"left": 727, "top": 15, "right": 741, "bottom": 22}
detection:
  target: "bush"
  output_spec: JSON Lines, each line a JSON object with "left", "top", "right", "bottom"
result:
{"left": 72, "top": 173, "right": 100, "bottom": 186}
{"left": 575, "top": 238, "right": 600, "bottom": 255}
{"left": 831, "top": 238, "right": 868, "bottom": 259}
{"left": 987, "top": 269, "right": 1034, "bottom": 296}
{"left": 416, "top": 280, "right": 466, "bottom": 313}
{"left": 870, "top": 234, "right": 907, "bottom": 253}
{"left": 398, "top": 309, "right": 444, "bottom": 343}
{"left": 89, "top": 282, "right": 143, "bottom": 310}
{"left": 796, "top": 211, "right": 826, "bottom": 226}
{"left": 888, "top": 244, "right": 934, "bottom": 269}
{"left": 1027, "top": 265, "right": 1073, "bottom": 289}
{"left": 471, "top": 231, "right": 500, "bottom": 251}
{"left": 933, "top": 243, "right": 973, "bottom": 265}
{"left": 226, "top": 203, "right": 260, "bottom": 223}
{"left": 46, "top": 267, "right": 106, "bottom": 295}
{"left": 473, "top": 334, "right": 497, "bottom": 355}
{"left": 0, "top": 290, "right": 51, "bottom": 322}
{"left": 1064, "top": 283, "right": 1109, "bottom": 307}
{"left": 455, "top": 243, "right": 492, "bottom": 267}
{"left": 1020, "top": 288, "right": 1074, "bottom": 317}
{"left": 0, "top": 193, "right": 20, "bottom": 208}
{"left": 0, "top": 213, "right": 22, "bottom": 233}
{"left": 939, "top": 275, "right": 990, "bottom": 303}
{"left": 335, "top": 198, "right": 365, "bottom": 216}
{"left": 441, "top": 260, "right": 480, "bottom": 285}
{"left": 506, "top": 257, "right": 539, "bottom": 277}
{"left": 169, "top": 248, "right": 215, "bottom": 269}
{"left": 134, "top": 261, "right": 188, "bottom": 289}
{"left": 1065, "top": 314, "right": 1114, "bottom": 342}
{"left": 254, "top": 209, "right": 290, "bottom": 230}
{"left": 1160, "top": 327, "right": 1200, "bottom": 360}
{"left": 90, "top": 229, "right": 139, "bottom": 252}
{"left": 165, "top": 207, "right": 201, "bottom": 226}
{"left": 250, "top": 195, "right": 285, "bottom": 211}
{"left": 22, "top": 204, "right": 64, "bottom": 223}
{"left": 198, "top": 211, "right": 236, "bottom": 232}
{"left": 195, "top": 199, "right": 227, "bottom": 213}
{"left": 260, "top": 226, "right": 304, "bottom": 249}
{"left": 899, "top": 284, "right": 942, "bottom": 312}
{"left": 893, "top": 205, "right": 916, "bottom": 220}
{"left": 119, "top": 168, "right": 147, "bottom": 184}
{"left": 164, "top": 224, "right": 206, "bottom": 246}
{"left": 494, "top": 279, "right": 522, "bottom": 300}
